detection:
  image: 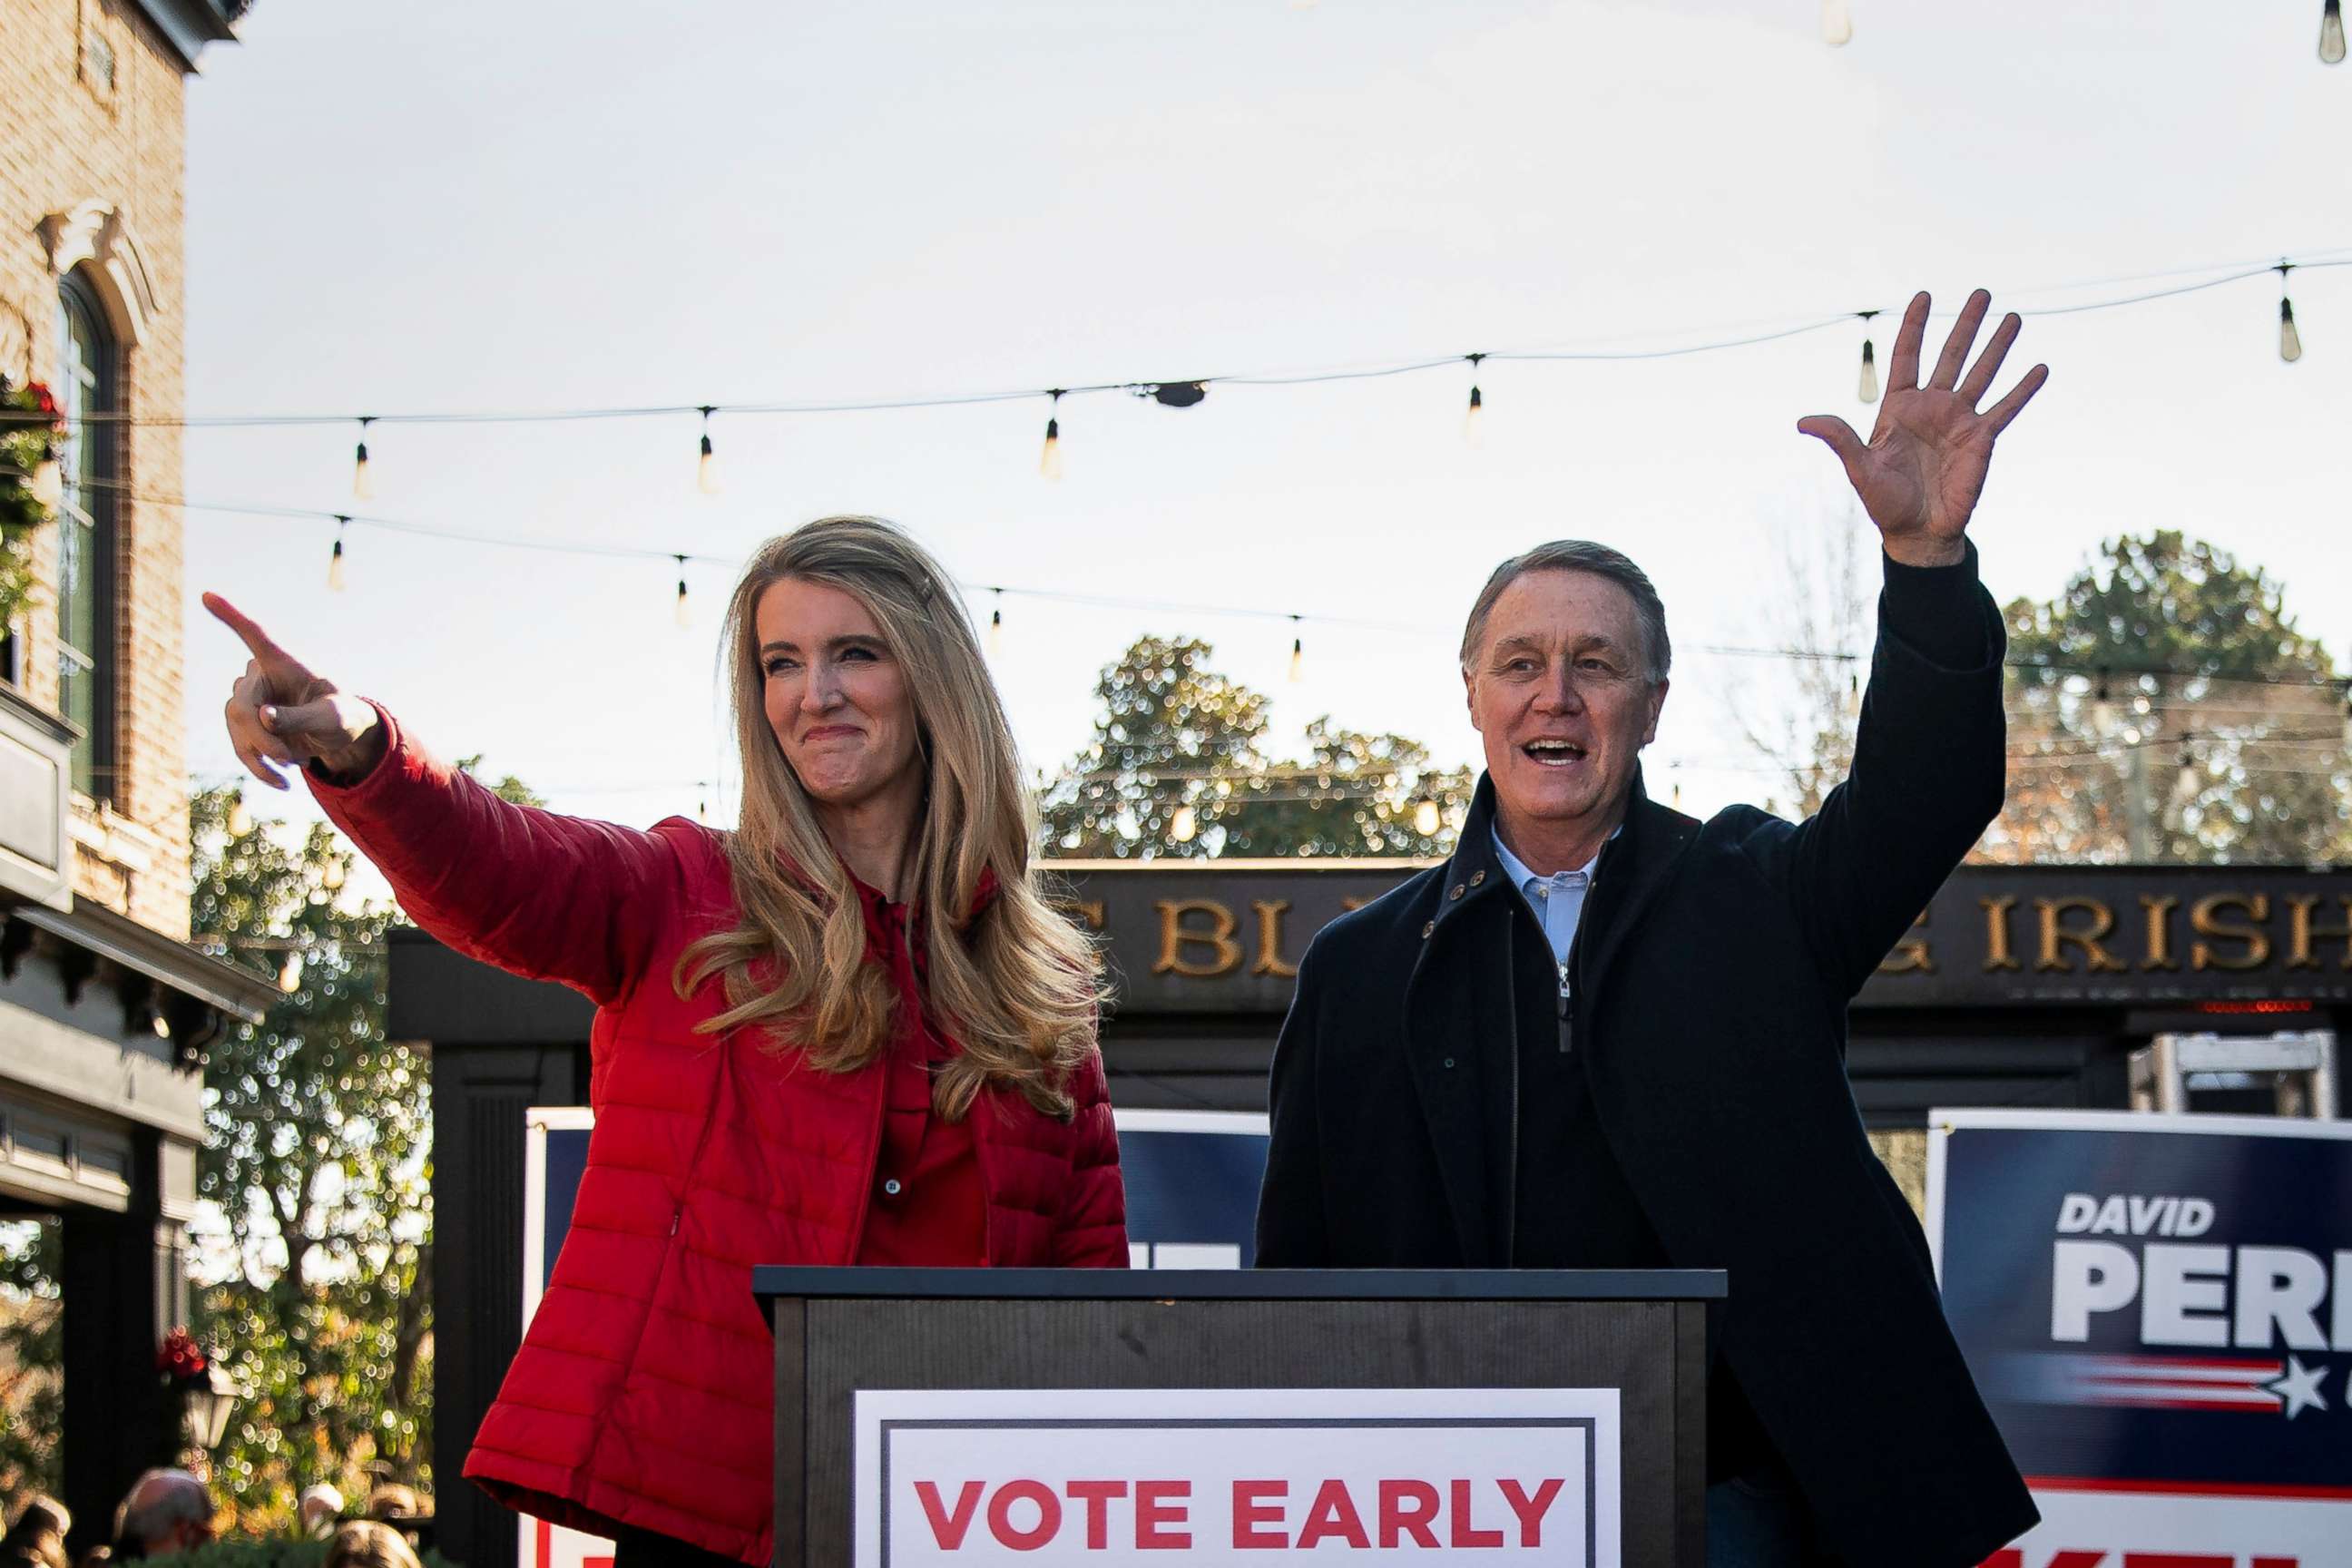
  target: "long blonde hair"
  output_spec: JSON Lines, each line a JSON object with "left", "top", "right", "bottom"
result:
{"left": 674, "top": 516, "right": 1103, "bottom": 1119}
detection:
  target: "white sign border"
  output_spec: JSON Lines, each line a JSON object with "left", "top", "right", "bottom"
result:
{"left": 854, "top": 1386, "right": 1622, "bottom": 1567}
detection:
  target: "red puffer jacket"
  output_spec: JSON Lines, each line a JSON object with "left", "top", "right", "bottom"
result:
{"left": 308, "top": 707, "right": 1127, "bottom": 1563}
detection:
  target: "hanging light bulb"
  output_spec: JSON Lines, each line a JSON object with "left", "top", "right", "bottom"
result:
{"left": 696, "top": 406, "right": 720, "bottom": 494}
{"left": 674, "top": 555, "right": 691, "bottom": 629}
{"left": 987, "top": 589, "right": 1004, "bottom": 656}
{"left": 2325, "top": 0, "right": 2347, "bottom": 64}
{"left": 1856, "top": 311, "right": 1880, "bottom": 403}
{"left": 1040, "top": 390, "right": 1064, "bottom": 481}
{"left": 321, "top": 858, "right": 346, "bottom": 892}
{"left": 227, "top": 796, "right": 253, "bottom": 838}
{"left": 328, "top": 516, "right": 348, "bottom": 593}
{"left": 1170, "top": 802, "right": 1198, "bottom": 843}
{"left": 2091, "top": 669, "right": 2119, "bottom": 736}
{"left": 353, "top": 416, "right": 374, "bottom": 501}
{"left": 2278, "top": 265, "right": 2303, "bottom": 362}
{"left": 278, "top": 952, "right": 303, "bottom": 994}
{"left": 1821, "top": 0, "right": 1852, "bottom": 45}
{"left": 28, "top": 454, "right": 63, "bottom": 510}
{"left": 1463, "top": 353, "right": 1485, "bottom": 446}
{"left": 1288, "top": 618, "right": 1305, "bottom": 684}
{"left": 1413, "top": 793, "right": 1441, "bottom": 837}
{"left": 698, "top": 794, "right": 710, "bottom": 825}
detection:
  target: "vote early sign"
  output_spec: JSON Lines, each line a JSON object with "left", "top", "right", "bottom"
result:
{"left": 852, "top": 1387, "right": 1622, "bottom": 1566}
{"left": 1927, "top": 1109, "right": 2352, "bottom": 1566}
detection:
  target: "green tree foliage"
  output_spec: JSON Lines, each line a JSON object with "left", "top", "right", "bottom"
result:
{"left": 0, "top": 1220, "right": 63, "bottom": 1516}
{"left": 188, "top": 785, "right": 431, "bottom": 1531}
{"left": 1990, "top": 532, "right": 2350, "bottom": 863}
{"left": 1036, "top": 636, "right": 1472, "bottom": 858}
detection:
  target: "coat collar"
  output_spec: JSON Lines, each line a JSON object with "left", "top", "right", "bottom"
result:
{"left": 1401, "top": 766, "right": 1700, "bottom": 1266}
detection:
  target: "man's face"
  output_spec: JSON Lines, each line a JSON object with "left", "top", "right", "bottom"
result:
{"left": 1464, "top": 569, "right": 1668, "bottom": 832}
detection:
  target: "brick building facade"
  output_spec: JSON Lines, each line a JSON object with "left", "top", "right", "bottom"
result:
{"left": 2, "top": 0, "right": 275, "bottom": 1546}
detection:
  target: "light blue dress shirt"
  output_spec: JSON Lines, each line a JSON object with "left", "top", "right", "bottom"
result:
{"left": 1491, "top": 827, "right": 1610, "bottom": 975}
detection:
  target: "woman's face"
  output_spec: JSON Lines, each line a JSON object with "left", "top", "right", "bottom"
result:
{"left": 756, "top": 578, "right": 923, "bottom": 809}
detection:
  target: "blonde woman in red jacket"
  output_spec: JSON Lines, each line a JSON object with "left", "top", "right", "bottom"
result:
{"left": 208, "top": 516, "right": 1127, "bottom": 1568}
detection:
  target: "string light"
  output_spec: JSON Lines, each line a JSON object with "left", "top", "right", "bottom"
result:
{"left": 1413, "top": 793, "right": 1442, "bottom": 837}
{"left": 278, "top": 952, "right": 303, "bottom": 994}
{"left": 2091, "top": 668, "right": 2118, "bottom": 736}
{"left": 1463, "top": 353, "right": 1485, "bottom": 446}
{"left": 1149, "top": 381, "right": 1208, "bottom": 408}
{"left": 696, "top": 406, "right": 719, "bottom": 494}
{"left": 1288, "top": 616, "right": 1305, "bottom": 683}
{"left": 674, "top": 554, "right": 691, "bottom": 629}
{"left": 227, "top": 795, "right": 253, "bottom": 838}
{"left": 1040, "top": 390, "right": 1064, "bottom": 481}
{"left": 321, "top": 858, "right": 345, "bottom": 892}
{"left": 328, "top": 515, "right": 348, "bottom": 592}
{"left": 2326, "top": 0, "right": 2347, "bottom": 64}
{"left": 2278, "top": 264, "right": 2303, "bottom": 362}
{"left": 988, "top": 588, "right": 1004, "bottom": 656}
{"left": 353, "top": 416, "right": 374, "bottom": 500}
{"left": 1821, "top": 0, "right": 1853, "bottom": 46}
{"left": 27, "top": 453, "right": 61, "bottom": 509}
{"left": 1170, "top": 803, "right": 1199, "bottom": 843}
{"left": 1856, "top": 311, "right": 1880, "bottom": 403}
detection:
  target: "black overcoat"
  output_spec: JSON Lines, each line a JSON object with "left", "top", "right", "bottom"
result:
{"left": 1255, "top": 564, "right": 2039, "bottom": 1568}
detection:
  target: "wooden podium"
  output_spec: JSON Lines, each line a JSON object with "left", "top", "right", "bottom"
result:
{"left": 754, "top": 1267, "right": 1723, "bottom": 1567}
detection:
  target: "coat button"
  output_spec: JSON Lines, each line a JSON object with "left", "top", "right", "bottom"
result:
{"left": 882, "top": 1178, "right": 903, "bottom": 1197}
{"left": 1421, "top": 920, "right": 1435, "bottom": 939}
{"left": 1448, "top": 885, "right": 1465, "bottom": 900}
{"left": 1442, "top": 1056, "right": 1455, "bottom": 1069}
{"left": 1470, "top": 870, "right": 1485, "bottom": 887}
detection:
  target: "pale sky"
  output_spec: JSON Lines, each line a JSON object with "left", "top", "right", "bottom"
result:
{"left": 178, "top": 0, "right": 2352, "bottom": 847}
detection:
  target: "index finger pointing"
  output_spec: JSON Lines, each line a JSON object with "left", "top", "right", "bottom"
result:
{"left": 202, "top": 592, "right": 295, "bottom": 664}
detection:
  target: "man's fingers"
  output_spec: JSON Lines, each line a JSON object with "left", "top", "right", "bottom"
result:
{"left": 202, "top": 592, "right": 299, "bottom": 669}
{"left": 1984, "top": 364, "right": 2050, "bottom": 436}
{"left": 1886, "top": 291, "right": 1931, "bottom": 393}
{"left": 1929, "top": 289, "right": 1992, "bottom": 391}
{"left": 1957, "top": 313, "right": 2023, "bottom": 407}
{"left": 1796, "top": 415, "right": 1869, "bottom": 485}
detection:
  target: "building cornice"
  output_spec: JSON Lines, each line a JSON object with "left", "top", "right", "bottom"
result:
{"left": 130, "top": 0, "right": 246, "bottom": 74}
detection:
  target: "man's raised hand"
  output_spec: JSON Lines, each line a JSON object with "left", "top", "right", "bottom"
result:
{"left": 1797, "top": 289, "right": 2048, "bottom": 567}
{"left": 203, "top": 592, "right": 385, "bottom": 789}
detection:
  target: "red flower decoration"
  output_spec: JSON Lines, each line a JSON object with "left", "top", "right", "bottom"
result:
{"left": 26, "top": 384, "right": 57, "bottom": 417}
{"left": 157, "top": 1327, "right": 210, "bottom": 1380}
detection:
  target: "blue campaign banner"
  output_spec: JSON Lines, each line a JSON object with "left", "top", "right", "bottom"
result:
{"left": 1111, "top": 1109, "right": 1269, "bottom": 1269}
{"left": 522, "top": 1106, "right": 1269, "bottom": 1292}
{"left": 1928, "top": 1109, "right": 2352, "bottom": 1508}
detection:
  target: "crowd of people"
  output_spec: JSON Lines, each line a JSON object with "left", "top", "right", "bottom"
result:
{"left": 0, "top": 1475, "right": 430, "bottom": 1568}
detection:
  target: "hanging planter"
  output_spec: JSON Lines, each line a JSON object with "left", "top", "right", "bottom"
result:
{"left": 0, "top": 376, "right": 66, "bottom": 630}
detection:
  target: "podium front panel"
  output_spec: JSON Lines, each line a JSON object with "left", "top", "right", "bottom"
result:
{"left": 763, "top": 1271, "right": 1712, "bottom": 1568}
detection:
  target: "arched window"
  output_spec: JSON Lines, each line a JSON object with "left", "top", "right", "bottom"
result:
{"left": 56, "top": 270, "right": 117, "bottom": 800}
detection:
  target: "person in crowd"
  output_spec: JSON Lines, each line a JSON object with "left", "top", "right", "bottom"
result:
{"left": 108, "top": 1472, "right": 213, "bottom": 1559}
{"left": 358, "top": 1486, "right": 415, "bottom": 1524}
{"left": 1257, "top": 290, "right": 2049, "bottom": 1567}
{"left": 322, "top": 1522, "right": 419, "bottom": 1568}
{"left": 296, "top": 1485, "right": 343, "bottom": 1538}
{"left": 209, "top": 515, "right": 1126, "bottom": 1568}
{"left": 0, "top": 1496, "right": 71, "bottom": 1568}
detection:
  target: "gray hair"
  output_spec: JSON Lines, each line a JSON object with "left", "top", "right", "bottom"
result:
{"left": 1458, "top": 540, "right": 1671, "bottom": 684}
{"left": 115, "top": 1469, "right": 209, "bottom": 1547}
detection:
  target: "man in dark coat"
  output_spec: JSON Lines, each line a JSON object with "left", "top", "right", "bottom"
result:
{"left": 1255, "top": 289, "right": 2048, "bottom": 1568}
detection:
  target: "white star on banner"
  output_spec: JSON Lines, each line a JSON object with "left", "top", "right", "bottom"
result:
{"left": 2266, "top": 1356, "right": 2329, "bottom": 1420}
